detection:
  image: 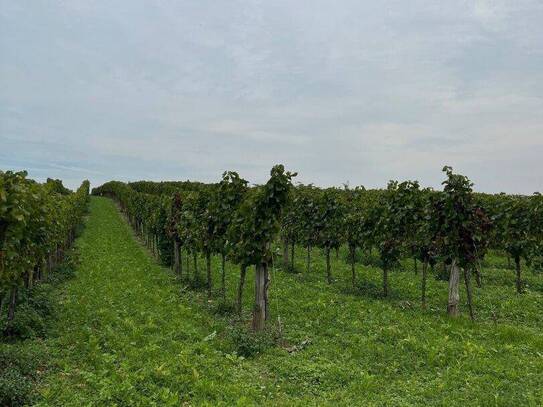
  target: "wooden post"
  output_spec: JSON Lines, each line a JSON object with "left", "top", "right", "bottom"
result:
{"left": 474, "top": 268, "right": 482, "bottom": 288}
{"left": 7, "top": 286, "right": 17, "bottom": 322}
{"left": 350, "top": 245, "right": 356, "bottom": 288}
{"left": 383, "top": 266, "right": 388, "bottom": 297}
{"left": 0, "top": 291, "right": 7, "bottom": 319}
{"left": 515, "top": 256, "right": 522, "bottom": 294}
{"left": 306, "top": 245, "right": 311, "bottom": 273}
{"left": 179, "top": 245, "right": 183, "bottom": 278}
{"left": 290, "top": 242, "right": 295, "bottom": 271}
{"left": 206, "top": 252, "right": 212, "bottom": 298}
{"left": 221, "top": 253, "right": 226, "bottom": 300}
{"left": 237, "top": 265, "right": 247, "bottom": 315}
{"left": 252, "top": 262, "right": 269, "bottom": 331}
{"left": 282, "top": 237, "right": 289, "bottom": 271}
{"left": 447, "top": 261, "right": 460, "bottom": 317}
{"left": 464, "top": 267, "right": 475, "bottom": 321}
{"left": 421, "top": 261, "right": 428, "bottom": 309}
{"left": 185, "top": 249, "right": 190, "bottom": 280}
{"left": 173, "top": 240, "right": 180, "bottom": 275}
{"left": 193, "top": 251, "right": 199, "bottom": 283}
{"left": 28, "top": 268, "right": 34, "bottom": 290}
{"left": 326, "top": 247, "right": 332, "bottom": 284}
{"left": 23, "top": 271, "right": 29, "bottom": 289}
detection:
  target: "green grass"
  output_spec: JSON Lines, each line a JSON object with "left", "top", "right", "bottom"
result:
{"left": 36, "top": 197, "right": 542, "bottom": 405}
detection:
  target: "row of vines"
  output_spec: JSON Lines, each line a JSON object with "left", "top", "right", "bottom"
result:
{"left": 93, "top": 165, "right": 542, "bottom": 330}
{"left": 0, "top": 171, "right": 90, "bottom": 331}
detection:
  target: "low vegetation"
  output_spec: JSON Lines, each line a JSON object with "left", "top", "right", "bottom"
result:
{"left": 1, "top": 166, "right": 541, "bottom": 405}
{"left": 32, "top": 198, "right": 543, "bottom": 405}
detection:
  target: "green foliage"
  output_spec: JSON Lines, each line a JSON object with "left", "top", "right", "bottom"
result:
{"left": 37, "top": 197, "right": 268, "bottom": 405}
{"left": 0, "top": 253, "right": 76, "bottom": 405}
{"left": 94, "top": 164, "right": 542, "bottom": 310}
{"left": 212, "top": 171, "right": 248, "bottom": 256}
{"left": 492, "top": 194, "right": 537, "bottom": 263}
{"left": 529, "top": 193, "right": 543, "bottom": 270}
{"left": 315, "top": 189, "right": 345, "bottom": 251}
{"left": 435, "top": 166, "right": 491, "bottom": 268}
{"left": 1, "top": 302, "right": 46, "bottom": 339}
{"left": 3, "top": 165, "right": 542, "bottom": 404}
{"left": 0, "top": 186, "right": 81, "bottom": 404}
{"left": 44, "top": 178, "right": 71, "bottom": 195}
{"left": 37, "top": 197, "right": 543, "bottom": 405}
{"left": 294, "top": 185, "right": 322, "bottom": 251}
{"left": 227, "top": 165, "right": 295, "bottom": 267}
{"left": 227, "top": 325, "right": 275, "bottom": 358}
{"left": 0, "top": 343, "right": 46, "bottom": 406}
{"left": 94, "top": 166, "right": 294, "bottom": 331}
{"left": 373, "top": 181, "right": 419, "bottom": 270}
{"left": 342, "top": 186, "right": 366, "bottom": 253}
{"left": 0, "top": 170, "right": 89, "bottom": 326}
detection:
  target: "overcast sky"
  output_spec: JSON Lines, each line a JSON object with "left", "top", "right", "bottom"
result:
{"left": 1, "top": 1, "right": 542, "bottom": 193}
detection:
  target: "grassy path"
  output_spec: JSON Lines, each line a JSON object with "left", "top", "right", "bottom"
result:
{"left": 38, "top": 197, "right": 261, "bottom": 405}
{"left": 37, "top": 196, "right": 543, "bottom": 406}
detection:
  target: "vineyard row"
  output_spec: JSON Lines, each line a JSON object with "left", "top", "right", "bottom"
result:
{"left": 0, "top": 171, "right": 90, "bottom": 330}
{"left": 92, "top": 165, "right": 543, "bottom": 330}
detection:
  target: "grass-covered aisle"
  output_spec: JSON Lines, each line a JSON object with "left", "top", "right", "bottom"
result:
{"left": 36, "top": 196, "right": 543, "bottom": 406}
{"left": 37, "top": 197, "right": 261, "bottom": 405}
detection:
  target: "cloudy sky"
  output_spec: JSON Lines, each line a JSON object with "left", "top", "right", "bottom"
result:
{"left": 1, "top": 0, "right": 542, "bottom": 193}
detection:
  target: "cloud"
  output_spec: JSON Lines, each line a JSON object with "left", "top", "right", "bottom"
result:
{"left": 1, "top": 0, "right": 542, "bottom": 193}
